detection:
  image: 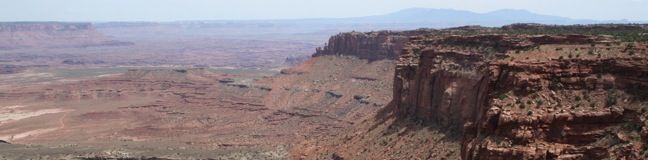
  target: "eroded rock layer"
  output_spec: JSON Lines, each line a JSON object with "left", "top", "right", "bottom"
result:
{"left": 313, "top": 30, "right": 435, "bottom": 60}
{"left": 396, "top": 33, "right": 648, "bottom": 159}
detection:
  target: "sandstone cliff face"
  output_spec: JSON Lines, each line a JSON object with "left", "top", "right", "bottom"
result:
{"left": 0, "top": 22, "right": 131, "bottom": 49}
{"left": 313, "top": 30, "right": 435, "bottom": 60}
{"left": 394, "top": 51, "right": 490, "bottom": 132}
{"left": 395, "top": 33, "right": 648, "bottom": 159}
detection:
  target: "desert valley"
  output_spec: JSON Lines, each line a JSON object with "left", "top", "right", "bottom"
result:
{"left": 1, "top": 5, "right": 648, "bottom": 160}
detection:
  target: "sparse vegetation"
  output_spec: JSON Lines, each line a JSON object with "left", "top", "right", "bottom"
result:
{"left": 549, "top": 78, "right": 564, "bottom": 90}
{"left": 535, "top": 99, "right": 544, "bottom": 106}
{"left": 499, "top": 26, "right": 648, "bottom": 42}
{"left": 606, "top": 91, "right": 618, "bottom": 107}
{"left": 626, "top": 43, "right": 636, "bottom": 50}
{"left": 498, "top": 94, "right": 508, "bottom": 100}
{"left": 642, "top": 144, "right": 648, "bottom": 158}
{"left": 574, "top": 103, "right": 582, "bottom": 109}
{"left": 623, "top": 122, "right": 642, "bottom": 132}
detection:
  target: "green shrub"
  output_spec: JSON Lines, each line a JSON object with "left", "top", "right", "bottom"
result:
{"left": 643, "top": 144, "right": 648, "bottom": 158}
{"left": 498, "top": 94, "right": 508, "bottom": 100}
{"left": 583, "top": 92, "right": 591, "bottom": 102}
{"left": 623, "top": 122, "right": 642, "bottom": 132}
{"left": 606, "top": 93, "right": 618, "bottom": 107}
{"left": 549, "top": 78, "right": 564, "bottom": 90}
{"left": 535, "top": 99, "right": 544, "bottom": 106}
{"left": 575, "top": 103, "right": 582, "bottom": 108}
{"left": 627, "top": 43, "right": 636, "bottom": 49}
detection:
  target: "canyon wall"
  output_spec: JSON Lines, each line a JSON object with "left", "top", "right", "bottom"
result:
{"left": 0, "top": 22, "right": 131, "bottom": 49}
{"left": 313, "top": 29, "right": 435, "bottom": 60}
{"left": 395, "top": 33, "right": 648, "bottom": 159}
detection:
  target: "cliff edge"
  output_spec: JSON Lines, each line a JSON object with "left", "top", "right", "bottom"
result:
{"left": 397, "top": 29, "right": 648, "bottom": 159}
{"left": 296, "top": 24, "right": 648, "bottom": 160}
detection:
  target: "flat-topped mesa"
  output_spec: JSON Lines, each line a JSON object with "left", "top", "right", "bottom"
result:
{"left": 0, "top": 22, "right": 132, "bottom": 49}
{"left": 313, "top": 29, "right": 435, "bottom": 60}
{"left": 394, "top": 33, "right": 648, "bottom": 159}
{"left": 0, "top": 22, "right": 94, "bottom": 32}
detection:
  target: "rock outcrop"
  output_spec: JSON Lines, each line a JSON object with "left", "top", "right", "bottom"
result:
{"left": 313, "top": 29, "right": 435, "bottom": 61}
{"left": 0, "top": 22, "right": 131, "bottom": 49}
{"left": 395, "top": 32, "right": 648, "bottom": 159}
{"left": 293, "top": 24, "right": 648, "bottom": 160}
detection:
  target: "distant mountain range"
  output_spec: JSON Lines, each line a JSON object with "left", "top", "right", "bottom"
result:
{"left": 140, "top": 8, "right": 643, "bottom": 30}
{"left": 96, "top": 8, "right": 645, "bottom": 28}
{"left": 324, "top": 8, "right": 638, "bottom": 27}
{"left": 90, "top": 8, "right": 645, "bottom": 42}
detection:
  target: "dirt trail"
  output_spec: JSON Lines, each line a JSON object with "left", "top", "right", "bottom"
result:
{"left": 58, "top": 112, "right": 68, "bottom": 129}
{"left": 5, "top": 111, "right": 69, "bottom": 142}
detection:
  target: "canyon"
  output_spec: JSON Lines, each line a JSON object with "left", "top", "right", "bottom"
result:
{"left": 295, "top": 24, "right": 648, "bottom": 159}
{"left": 1, "top": 23, "right": 647, "bottom": 159}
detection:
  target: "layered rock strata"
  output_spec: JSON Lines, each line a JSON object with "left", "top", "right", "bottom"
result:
{"left": 395, "top": 33, "right": 648, "bottom": 159}
{"left": 0, "top": 22, "right": 131, "bottom": 49}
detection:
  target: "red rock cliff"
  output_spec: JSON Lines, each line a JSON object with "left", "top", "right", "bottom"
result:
{"left": 314, "top": 30, "right": 435, "bottom": 60}
{"left": 395, "top": 33, "right": 648, "bottom": 159}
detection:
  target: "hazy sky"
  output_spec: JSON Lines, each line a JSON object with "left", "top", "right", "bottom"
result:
{"left": 1, "top": 0, "right": 647, "bottom": 22}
